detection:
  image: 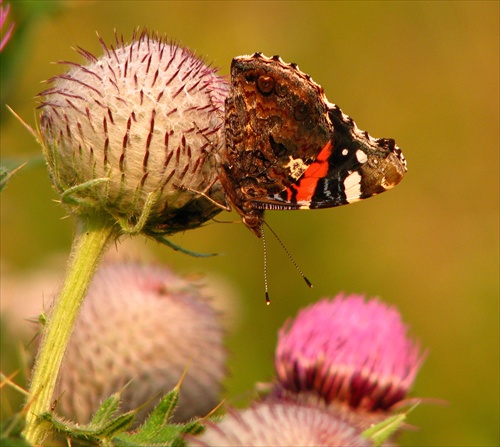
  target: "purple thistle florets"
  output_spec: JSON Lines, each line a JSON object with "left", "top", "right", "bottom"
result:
{"left": 187, "top": 400, "right": 370, "bottom": 447}
{"left": 274, "top": 294, "right": 425, "bottom": 412}
{"left": 39, "top": 30, "right": 228, "bottom": 236}
{"left": 54, "top": 261, "right": 227, "bottom": 423}
{"left": 0, "top": 0, "right": 14, "bottom": 51}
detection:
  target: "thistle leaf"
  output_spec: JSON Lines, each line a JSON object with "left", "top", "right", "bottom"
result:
{"left": 91, "top": 393, "right": 122, "bottom": 426}
{"left": 40, "top": 403, "right": 136, "bottom": 445}
{"left": 113, "top": 389, "right": 205, "bottom": 447}
{"left": 0, "top": 163, "right": 26, "bottom": 192}
{"left": 363, "top": 404, "right": 419, "bottom": 447}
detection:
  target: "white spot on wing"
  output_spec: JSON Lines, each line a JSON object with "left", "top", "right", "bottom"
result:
{"left": 344, "top": 171, "right": 362, "bottom": 203}
{"left": 356, "top": 150, "right": 368, "bottom": 164}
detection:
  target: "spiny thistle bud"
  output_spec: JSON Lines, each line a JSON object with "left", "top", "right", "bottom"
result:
{"left": 274, "top": 294, "right": 425, "bottom": 413}
{"left": 187, "top": 400, "right": 370, "bottom": 447}
{"left": 39, "top": 30, "right": 228, "bottom": 237}
{"left": 55, "top": 261, "right": 227, "bottom": 423}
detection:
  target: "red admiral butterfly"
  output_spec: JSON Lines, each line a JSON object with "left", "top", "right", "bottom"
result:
{"left": 220, "top": 53, "right": 407, "bottom": 238}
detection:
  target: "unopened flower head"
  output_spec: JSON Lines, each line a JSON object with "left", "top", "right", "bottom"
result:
{"left": 39, "top": 31, "right": 228, "bottom": 236}
{"left": 188, "top": 400, "right": 370, "bottom": 447}
{"left": 275, "top": 294, "right": 425, "bottom": 412}
{"left": 55, "top": 261, "right": 227, "bottom": 423}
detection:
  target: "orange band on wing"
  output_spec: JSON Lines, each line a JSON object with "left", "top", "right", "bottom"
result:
{"left": 302, "top": 140, "right": 332, "bottom": 178}
{"left": 286, "top": 140, "right": 332, "bottom": 203}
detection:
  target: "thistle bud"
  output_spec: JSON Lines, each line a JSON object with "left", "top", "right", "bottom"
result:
{"left": 188, "top": 400, "right": 370, "bottom": 447}
{"left": 55, "top": 261, "right": 227, "bottom": 423}
{"left": 274, "top": 295, "right": 425, "bottom": 413}
{"left": 39, "top": 31, "right": 228, "bottom": 236}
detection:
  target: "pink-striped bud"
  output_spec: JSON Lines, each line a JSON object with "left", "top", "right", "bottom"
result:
{"left": 55, "top": 261, "right": 227, "bottom": 423}
{"left": 188, "top": 399, "right": 370, "bottom": 447}
{"left": 39, "top": 31, "right": 228, "bottom": 236}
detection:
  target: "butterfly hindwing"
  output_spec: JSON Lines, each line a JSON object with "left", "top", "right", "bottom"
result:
{"left": 221, "top": 53, "right": 407, "bottom": 236}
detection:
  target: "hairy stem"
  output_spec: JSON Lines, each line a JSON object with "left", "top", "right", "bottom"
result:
{"left": 22, "top": 215, "right": 119, "bottom": 445}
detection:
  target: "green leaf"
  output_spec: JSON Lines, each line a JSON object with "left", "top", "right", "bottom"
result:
{"left": 363, "top": 403, "right": 419, "bottom": 447}
{"left": 91, "top": 393, "right": 122, "bottom": 426}
{"left": 38, "top": 387, "right": 208, "bottom": 446}
{"left": 140, "top": 388, "right": 179, "bottom": 432}
{"left": 0, "top": 163, "right": 26, "bottom": 192}
{"left": 113, "top": 389, "right": 206, "bottom": 447}
{"left": 40, "top": 403, "right": 136, "bottom": 445}
{"left": 39, "top": 413, "right": 97, "bottom": 444}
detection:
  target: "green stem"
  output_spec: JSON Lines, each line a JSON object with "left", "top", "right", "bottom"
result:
{"left": 22, "top": 215, "right": 119, "bottom": 446}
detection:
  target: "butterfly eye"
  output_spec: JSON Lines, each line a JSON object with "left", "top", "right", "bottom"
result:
{"left": 257, "top": 75, "right": 275, "bottom": 94}
{"left": 294, "top": 101, "right": 309, "bottom": 121}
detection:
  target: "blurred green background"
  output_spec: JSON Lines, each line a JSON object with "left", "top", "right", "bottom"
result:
{"left": 1, "top": 1, "right": 498, "bottom": 446}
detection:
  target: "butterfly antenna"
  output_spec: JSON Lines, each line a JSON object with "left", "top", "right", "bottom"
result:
{"left": 261, "top": 223, "right": 271, "bottom": 305}
{"left": 263, "top": 221, "right": 313, "bottom": 288}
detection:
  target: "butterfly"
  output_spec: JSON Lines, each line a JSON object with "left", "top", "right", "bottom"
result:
{"left": 220, "top": 53, "right": 407, "bottom": 238}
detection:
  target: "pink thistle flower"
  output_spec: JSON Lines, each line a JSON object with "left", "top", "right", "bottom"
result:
{"left": 54, "top": 261, "right": 227, "bottom": 423}
{"left": 0, "top": 0, "right": 14, "bottom": 51}
{"left": 187, "top": 399, "right": 370, "bottom": 447}
{"left": 275, "top": 294, "right": 425, "bottom": 412}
